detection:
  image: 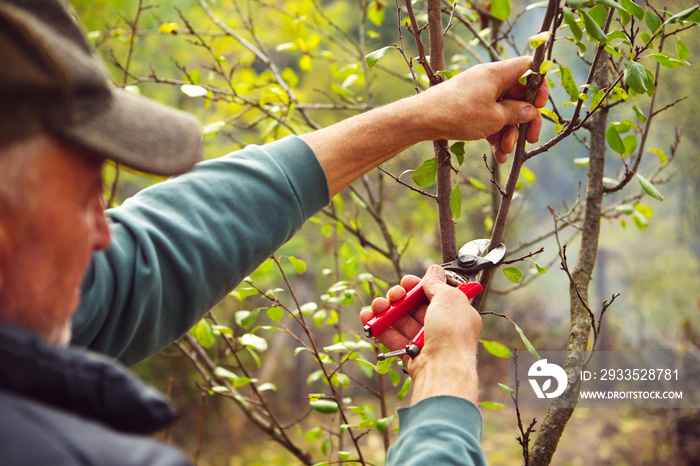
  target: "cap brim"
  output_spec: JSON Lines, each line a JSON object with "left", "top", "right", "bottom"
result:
{"left": 60, "top": 88, "right": 202, "bottom": 176}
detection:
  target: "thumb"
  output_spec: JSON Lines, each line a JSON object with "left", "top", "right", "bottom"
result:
{"left": 490, "top": 56, "right": 534, "bottom": 94}
{"left": 422, "top": 265, "right": 449, "bottom": 300}
{"left": 497, "top": 99, "right": 537, "bottom": 127}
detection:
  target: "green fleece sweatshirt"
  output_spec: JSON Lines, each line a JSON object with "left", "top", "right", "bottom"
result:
{"left": 70, "top": 135, "right": 486, "bottom": 465}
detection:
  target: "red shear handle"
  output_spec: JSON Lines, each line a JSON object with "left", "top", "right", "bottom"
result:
{"left": 363, "top": 279, "right": 426, "bottom": 338}
{"left": 364, "top": 281, "right": 484, "bottom": 339}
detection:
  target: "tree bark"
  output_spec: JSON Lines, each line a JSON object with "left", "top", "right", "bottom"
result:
{"left": 529, "top": 50, "right": 610, "bottom": 466}
{"left": 426, "top": 0, "right": 457, "bottom": 261}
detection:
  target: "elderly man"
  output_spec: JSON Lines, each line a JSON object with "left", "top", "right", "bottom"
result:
{"left": 0, "top": 0, "right": 547, "bottom": 464}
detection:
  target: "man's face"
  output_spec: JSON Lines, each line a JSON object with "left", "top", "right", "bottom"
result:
{"left": 0, "top": 136, "right": 111, "bottom": 345}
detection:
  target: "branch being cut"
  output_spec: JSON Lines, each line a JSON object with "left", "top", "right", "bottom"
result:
{"left": 471, "top": 0, "right": 558, "bottom": 310}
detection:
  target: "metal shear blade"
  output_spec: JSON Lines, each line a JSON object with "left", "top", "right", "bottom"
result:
{"left": 442, "top": 239, "right": 507, "bottom": 283}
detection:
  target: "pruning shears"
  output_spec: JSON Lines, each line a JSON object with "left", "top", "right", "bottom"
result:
{"left": 364, "top": 239, "right": 507, "bottom": 361}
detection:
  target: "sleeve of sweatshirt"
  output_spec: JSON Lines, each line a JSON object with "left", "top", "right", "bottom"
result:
{"left": 70, "top": 136, "right": 329, "bottom": 366}
{"left": 385, "top": 396, "right": 487, "bottom": 466}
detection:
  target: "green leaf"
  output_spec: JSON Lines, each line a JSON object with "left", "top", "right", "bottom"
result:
{"left": 559, "top": 65, "right": 580, "bottom": 101}
{"left": 588, "top": 4, "right": 607, "bottom": 26}
{"left": 645, "top": 10, "right": 662, "bottom": 33}
{"left": 186, "top": 70, "right": 201, "bottom": 85}
{"left": 365, "top": 46, "right": 392, "bottom": 69}
{"left": 676, "top": 39, "right": 690, "bottom": 60}
{"left": 239, "top": 333, "right": 268, "bottom": 352}
{"left": 595, "top": 0, "right": 623, "bottom": 10}
{"left": 480, "top": 401, "right": 507, "bottom": 410}
{"left": 450, "top": 142, "right": 465, "bottom": 166}
{"left": 666, "top": 5, "right": 700, "bottom": 24}
{"left": 649, "top": 53, "right": 689, "bottom": 68}
{"left": 267, "top": 306, "right": 284, "bottom": 322}
{"left": 563, "top": 8, "right": 583, "bottom": 41}
{"left": 201, "top": 120, "right": 226, "bottom": 138}
{"left": 312, "top": 310, "right": 327, "bottom": 327}
{"left": 633, "top": 210, "right": 649, "bottom": 230}
{"left": 450, "top": 183, "right": 462, "bottom": 220}
{"left": 310, "top": 399, "right": 339, "bottom": 414}
{"left": 521, "top": 167, "right": 536, "bottom": 183}
{"left": 158, "top": 22, "right": 180, "bottom": 34}
{"left": 498, "top": 383, "right": 516, "bottom": 395}
{"left": 574, "top": 157, "right": 590, "bottom": 167}
{"left": 332, "top": 373, "right": 351, "bottom": 388}
{"left": 635, "top": 204, "right": 653, "bottom": 219}
{"left": 615, "top": 204, "right": 635, "bottom": 215}
{"left": 276, "top": 42, "right": 296, "bottom": 52}
{"left": 235, "top": 308, "right": 260, "bottom": 328}
{"left": 321, "top": 438, "right": 331, "bottom": 455}
{"left": 491, "top": 0, "right": 510, "bottom": 20}
{"left": 211, "top": 324, "right": 233, "bottom": 336}
{"left": 623, "top": 61, "right": 648, "bottom": 94}
{"left": 324, "top": 342, "right": 348, "bottom": 352}
{"left": 469, "top": 178, "right": 486, "bottom": 191}
{"left": 532, "top": 262, "right": 546, "bottom": 274}
{"left": 375, "top": 357, "right": 394, "bottom": 374}
{"left": 350, "top": 191, "right": 368, "bottom": 209}
{"left": 650, "top": 147, "right": 667, "bottom": 164}
{"left": 611, "top": 86, "right": 628, "bottom": 102}
{"left": 540, "top": 108, "right": 560, "bottom": 125}
{"left": 307, "top": 370, "right": 323, "bottom": 385}
{"left": 367, "top": 1, "right": 386, "bottom": 27}
{"left": 622, "top": 134, "right": 637, "bottom": 157}
{"left": 503, "top": 267, "right": 523, "bottom": 284}
{"left": 299, "top": 55, "right": 312, "bottom": 72}
{"left": 389, "top": 369, "right": 401, "bottom": 386}
{"left": 230, "top": 285, "right": 258, "bottom": 301}
{"left": 606, "top": 125, "right": 625, "bottom": 154}
{"left": 258, "top": 382, "right": 277, "bottom": 392}
{"left": 411, "top": 158, "right": 437, "bottom": 187}
{"left": 341, "top": 256, "right": 358, "bottom": 279}
{"left": 529, "top": 31, "right": 551, "bottom": 49}
{"left": 481, "top": 340, "right": 512, "bottom": 358}
{"left": 621, "top": 0, "right": 644, "bottom": 20}
{"left": 180, "top": 84, "right": 208, "bottom": 98}
{"left": 214, "top": 366, "right": 238, "bottom": 381}
{"left": 632, "top": 104, "right": 647, "bottom": 123}
{"left": 190, "top": 318, "right": 216, "bottom": 349}
{"left": 397, "top": 377, "right": 412, "bottom": 401}
{"left": 299, "top": 302, "right": 318, "bottom": 317}
{"left": 376, "top": 416, "right": 394, "bottom": 433}
{"left": 643, "top": 67, "right": 656, "bottom": 97}
{"left": 513, "top": 321, "right": 540, "bottom": 360}
{"left": 636, "top": 174, "right": 664, "bottom": 201}
{"left": 287, "top": 256, "right": 307, "bottom": 274}
{"left": 566, "top": 0, "right": 593, "bottom": 8}
{"left": 611, "top": 119, "right": 637, "bottom": 133}
{"left": 437, "top": 69, "right": 459, "bottom": 80}
{"left": 580, "top": 9, "right": 608, "bottom": 43}
{"left": 305, "top": 426, "right": 323, "bottom": 442}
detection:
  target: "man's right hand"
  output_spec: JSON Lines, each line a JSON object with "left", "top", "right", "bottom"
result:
{"left": 360, "top": 265, "right": 482, "bottom": 405}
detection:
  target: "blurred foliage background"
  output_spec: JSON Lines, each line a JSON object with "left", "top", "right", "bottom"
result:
{"left": 71, "top": 0, "right": 699, "bottom": 464}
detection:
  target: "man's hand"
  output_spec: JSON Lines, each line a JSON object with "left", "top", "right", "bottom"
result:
{"left": 302, "top": 56, "right": 549, "bottom": 196}
{"left": 359, "top": 265, "right": 482, "bottom": 404}
{"left": 415, "top": 56, "right": 549, "bottom": 163}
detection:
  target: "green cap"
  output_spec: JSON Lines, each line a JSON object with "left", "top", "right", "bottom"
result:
{"left": 0, "top": 0, "right": 202, "bottom": 176}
